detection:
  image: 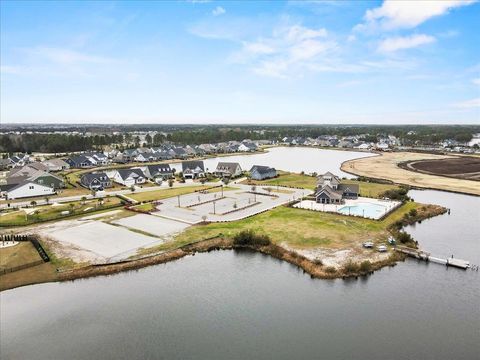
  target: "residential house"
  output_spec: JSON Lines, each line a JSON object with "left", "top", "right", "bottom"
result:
{"left": 42, "top": 158, "right": 70, "bottom": 171}
{"left": 113, "top": 169, "right": 146, "bottom": 186}
{"left": 1, "top": 181, "right": 55, "bottom": 200}
{"left": 122, "top": 149, "right": 138, "bottom": 162}
{"left": 142, "top": 164, "right": 174, "bottom": 183}
{"left": 214, "top": 162, "right": 242, "bottom": 178}
{"left": 66, "top": 155, "right": 94, "bottom": 168}
{"left": 314, "top": 172, "right": 359, "bottom": 204}
{"left": 249, "top": 165, "right": 277, "bottom": 180}
{"left": 238, "top": 142, "right": 257, "bottom": 152}
{"left": 80, "top": 173, "right": 112, "bottom": 190}
{"left": 7, "top": 169, "right": 65, "bottom": 190}
{"left": 9, "top": 154, "right": 30, "bottom": 168}
{"left": 182, "top": 160, "right": 205, "bottom": 179}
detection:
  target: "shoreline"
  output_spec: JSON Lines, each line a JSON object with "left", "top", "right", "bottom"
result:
{"left": 0, "top": 203, "right": 446, "bottom": 292}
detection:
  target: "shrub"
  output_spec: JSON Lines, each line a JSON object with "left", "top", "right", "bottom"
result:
{"left": 409, "top": 208, "right": 418, "bottom": 217}
{"left": 325, "top": 266, "right": 336, "bottom": 274}
{"left": 343, "top": 260, "right": 359, "bottom": 274}
{"left": 233, "top": 230, "right": 271, "bottom": 247}
{"left": 312, "top": 258, "right": 323, "bottom": 266}
{"left": 381, "top": 187, "right": 410, "bottom": 202}
{"left": 397, "top": 231, "right": 414, "bottom": 244}
{"left": 359, "top": 260, "right": 372, "bottom": 272}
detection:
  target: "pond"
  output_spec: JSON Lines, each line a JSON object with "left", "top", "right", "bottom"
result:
{"left": 1, "top": 148, "right": 478, "bottom": 360}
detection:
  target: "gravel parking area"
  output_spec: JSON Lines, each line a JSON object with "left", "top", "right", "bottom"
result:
{"left": 44, "top": 221, "right": 164, "bottom": 263}
{"left": 152, "top": 184, "right": 311, "bottom": 224}
{"left": 112, "top": 214, "right": 189, "bottom": 237}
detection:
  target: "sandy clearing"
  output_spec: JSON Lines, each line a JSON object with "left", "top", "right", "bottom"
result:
{"left": 112, "top": 214, "right": 189, "bottom": 238}
{"left": 43, "top": 221, "right": 163, "bottom": 262}
{"left": 341, "top": 152, "right": 480, "bottom": 196}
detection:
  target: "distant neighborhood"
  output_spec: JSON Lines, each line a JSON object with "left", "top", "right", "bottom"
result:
{"left": 0, "top": 137, "right": 280, "bottom": 199}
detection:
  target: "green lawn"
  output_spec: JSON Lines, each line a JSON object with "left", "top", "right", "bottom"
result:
{"left": 244, "top": 172, "right": 399, "bottom": 198}
{"left": 162, "top": 201, "right": 423, "bottom": 252}
{"left": 0, "top": 197, "right": 122, "bottom": 226}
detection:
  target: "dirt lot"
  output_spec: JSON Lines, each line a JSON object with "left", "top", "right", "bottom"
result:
{"left": 405, "top": 157, "right": 480, "bottom": 181}
{"left": 341, "top": 152, "right": 480, "bottom": 196}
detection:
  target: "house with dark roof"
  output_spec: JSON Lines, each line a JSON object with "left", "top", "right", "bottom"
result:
{"left": 249, "top": 165, "right": 277, "bottom": 180}
{"left": 7, "top": 169, "right": 65, "bottom": 190}
{"left": 142, "top": 164, "right": 174, "bottom": 183}
{"left": 112, "top": 168, "right": 146, "bottom": 186}
{"left": 66, "top": 155, "right": 94, "bottom": 168}
{"left": 214, "top": 162, "right": 242, "bottom": 178}
{"left": 314, "top": 172, "right": 359, "bottom": 204}
{"left": 80, "top": 172, "right": 112, "bottom": 190}
{"left": 182, "top": 161, "right": 205, "bottom": 179}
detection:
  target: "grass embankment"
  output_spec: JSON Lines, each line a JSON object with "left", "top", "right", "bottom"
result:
{"left": 243, "top": 172, "right": 400, "bottom": 198}
{"left": 143, "top": 201, "right": 440, "bottom": 255}
{"left": 0, "top": 197, "right": 122, "bottom": 227}
{"left": 0, "top": 242, "right": 41, "bottom": 269}
{"left": 341, "top": 152, "right": 480, "bottom": 196}
{"left": 0, "top": 242, "right": 59, "bottom": 291}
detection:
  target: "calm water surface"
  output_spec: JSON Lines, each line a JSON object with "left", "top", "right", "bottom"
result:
{"left": 1, "top": 149, "right": 479, "bottom": 360}
{"left": 170, "top": 146, "right": 375, "bottom": 177}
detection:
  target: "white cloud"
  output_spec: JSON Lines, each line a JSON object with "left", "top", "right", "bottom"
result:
{"left": 26, "top": 47, "right": 113, "bottom": 65}
{"left": 378, "top": 34, "right": 436, "bottom": 53}
{"left": 472, "top": 78, "right": 480, "bottom": 85}
{"left": 453, "top": 97, "right": 480, "bottom": 108}
{"left": 231, "top": 24, "right": 335, "bottom": 77}
{"left": 358, "top": 0, "right": 476, "bottom": 31}
{"left": 212, "top": 6, "right": 226, "bottom": 16}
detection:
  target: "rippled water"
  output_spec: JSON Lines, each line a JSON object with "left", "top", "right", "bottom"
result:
{"left": 1, "top": 149, "right": 479, "bottom": 360}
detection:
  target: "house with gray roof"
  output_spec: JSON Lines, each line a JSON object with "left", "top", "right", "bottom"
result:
{"left": 112, "top": 168, "right": 146, "bottom": 186}
{"left": 249, "top": 165, "right": 277, "bottom": 180}
{"left": 182, "top": 160, "right": 205, "bottom": 179}
{"left": 214, "top": 162, "right": 242, "bottom": 178}
{"left": 80, "top": 172, "right": 112, "bottom": 190}
{"left": 314, "top": 172, "right": 359, "bottom": 204}
{"left": 142, "top": 164, "right": 174, "bottom": 183}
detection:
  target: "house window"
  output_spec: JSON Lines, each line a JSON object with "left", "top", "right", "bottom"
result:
{"left": 38, "top": 179, "right": 43, "bottom": 184}
{"left": 29, "top": 185, "right": 34, "bottom": 189}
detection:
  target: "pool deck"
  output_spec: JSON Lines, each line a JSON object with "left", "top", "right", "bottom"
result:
{"left": 293, "top": 197, "right": 401, "bottom": 220}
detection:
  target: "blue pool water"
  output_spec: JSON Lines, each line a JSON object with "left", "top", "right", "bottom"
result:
{"left": 338, "top": 202, "right": 387, "bottom": 218}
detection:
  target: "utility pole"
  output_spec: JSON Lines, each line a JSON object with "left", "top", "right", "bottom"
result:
{"left": 213, "top": 200, "right": 216, "bottom": 214}
{"left": 177, "top": 195, "right": 180, "bottom": 207}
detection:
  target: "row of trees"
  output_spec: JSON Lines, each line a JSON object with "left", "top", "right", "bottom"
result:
{"left": 1, "top": 125, "right": 478, "bottom": 153}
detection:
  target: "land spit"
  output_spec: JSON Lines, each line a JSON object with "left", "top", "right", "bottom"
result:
{"left": 341, "top": 152, "right": 480, "bottom": 196}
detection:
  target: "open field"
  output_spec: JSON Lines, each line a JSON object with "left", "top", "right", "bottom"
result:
{"left": 172, "top": 201, "right": 428, "bottom": 250}
{"left": 243, "top": 172, "right": 400, "bottom": 198}
{"left": 0, "top": 242, "right": 41, "bottom": 269}
{"left": 341, "top": 152, "right": 480, "bottom": 196}
{"left": 0, "top": 262, "right": 58, "bottom": 291}
{"left": 405, "top": 156, "right": 480, "bottom": 181}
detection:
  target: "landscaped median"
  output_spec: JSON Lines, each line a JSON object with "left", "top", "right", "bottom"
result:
{"left": 0, "top": 196, "right": 124, "bottom": 227}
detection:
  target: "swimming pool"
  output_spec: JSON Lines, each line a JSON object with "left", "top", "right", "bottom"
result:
{"left": 338, "top": 202, "right": 387, "bottom": 219}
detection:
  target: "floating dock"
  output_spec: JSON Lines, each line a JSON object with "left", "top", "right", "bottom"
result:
{"left": 395, "top": 246, "right": 470, "bottom": 270}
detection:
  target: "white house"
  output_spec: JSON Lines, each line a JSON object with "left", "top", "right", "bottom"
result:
{"left": 113, "top": 169, "right": 146, "bottom": 186}
{"left": 1, "top": 181, "right": 55, "bottom": 200}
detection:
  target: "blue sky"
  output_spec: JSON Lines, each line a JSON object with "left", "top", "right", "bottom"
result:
{"left": 1, "top": 0, "right": 479, "bottom": 124}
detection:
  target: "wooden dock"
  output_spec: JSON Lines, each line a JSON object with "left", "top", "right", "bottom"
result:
{"left": 395, "top": 246, "right": 470, "bottom": 270}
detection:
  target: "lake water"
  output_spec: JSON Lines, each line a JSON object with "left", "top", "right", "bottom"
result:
{"left": 1, "top": 148, "right": 479, "bottom": 360}
{"left": 170, "top": 146, "right": 376, "bottom": 177}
